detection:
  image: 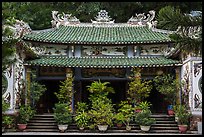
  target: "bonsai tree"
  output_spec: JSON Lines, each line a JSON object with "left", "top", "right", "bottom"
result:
{"left": 153, "top": 74, "right": 180, "bottom": 115}
{"left": 135, "top": 109, "right": 156, "bottom": 132}
{"left": 117, "top": 101, "right": 135, "bottom": 130}
{"left": 74, "top": 102, "right": 90, "bottom": 130}
{"left": 127, "top": 68, "right": 152, "bottom": 106}
{"left": 53, "top": 103, "right": 72, "bottom": 132}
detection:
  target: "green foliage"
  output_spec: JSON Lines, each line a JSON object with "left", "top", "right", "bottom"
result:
{"left": 157, "top": 6, "right": 202, "bottom": 55}
{"left": 135, "top": 110, "right": 156, "bottom": 126}
{"left": 174, "top": 105, "right": 192, "bottom": 125}
{"left": 2, "top": 116, "right": 14, "bottom": 128}
{"left": 53, "top": 103, "right": 72, "bottom": 125}
{"left": 113, "top": 112, "right": 126, "bottom": 124}
{"left": 29, "top": 71, "right": 47, "bottom": 108}
{"left": 18, "top": 105, "right": 35, "bottom": 124}
{"left": 117, "top": 101, "right": 135, "bottom": 126}
{"left": 55, "top": 76, "right": 75, "bottom": 104}
{"left": 87, "top": 80, "right": 115, "bottom": 97}
{"left": 127, "top": 68, "right": 152, "bottom": 104}
{"left": 87, "top": 80, "right": 115, "bottom": 127}
{"left": 2, "top": 98, "right": 10, "bottom": 113}
{"left": 153, "top": 74, "right": 180, "bottom": 105}
{"left": 137, "top": 101, "right": 152, "bottom": 111}
{"left": 74, "top": 111, "right": 90, "bottom": 128}
{"left": 74, "top": 102, "right": 90, "bottom": 128}
{"left": 88, "top": 95, "right": 115, "bottom": 126}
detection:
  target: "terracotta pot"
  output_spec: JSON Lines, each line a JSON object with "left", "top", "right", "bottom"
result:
{"left": 135, "top": 109, "right": 142, "bottom": 113}
{"left": 17, "top": 123, "right": 27, "bottom": 131}
{"left": 167, "top": 109, "right": 174, "bottom": 116}
{"left": 178, "top": 125, "right": 188, "bottom": 133}
{"left": 116, "top": 123, "right": 123, "bottom": 128}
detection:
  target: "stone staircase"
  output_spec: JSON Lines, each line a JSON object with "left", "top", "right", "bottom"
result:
{"left": 25, "top": 114, "right": 179, "bottom": 133}
{"left": 25, "top": 113, "right": 58, "bottom": 132}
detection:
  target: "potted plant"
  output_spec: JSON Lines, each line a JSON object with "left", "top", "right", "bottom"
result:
{"left": 135, "top": 101, "right": 152, "bottom": 113}
{"left": 113, "top": 112, "right": 125, "bottom": 128}
{"left": 87, "top": 80, "right": 115, "bottom": 132}
{"left": 117, "top": 101, "right": 135, "bottom": 131}
{"left": 74, "top": 102, "right": 90, "bottom": 130}
{"left": 17, "top": 105, "right": 35, "bottom": 131}
{"left": 88, "top": 96, "right": 115, "bottom": 132}
{"left": 53, "top": 103, "right": 72, "bottom": 132}
{"left": 175, "top": 105, "right": 192, "bottom": 133}
{"left": 127, "top": 68, "right": 152, "bottom": 108}
{"left": 135, "top": 109, "right": 156, "bottom": 132}
{"left": 153, "top": 74, "right": 180, "bottom": 115}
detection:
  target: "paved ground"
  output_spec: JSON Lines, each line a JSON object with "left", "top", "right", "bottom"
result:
{"left": 2, "top": 132, "right": 201, "bottom": 135}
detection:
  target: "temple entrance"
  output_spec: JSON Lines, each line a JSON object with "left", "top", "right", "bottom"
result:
{"left": 36, "top": 80, "right": 61, "bottom": 113}
{"left": 81, "top": 80, "right": 127, "bottom": 108}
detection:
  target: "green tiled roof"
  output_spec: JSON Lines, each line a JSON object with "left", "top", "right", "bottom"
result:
{"left": 22, "top": 25, "right": 172, "bottom": 44}
{"left": 24, "top": 56, "right": 181, "bottom": 68}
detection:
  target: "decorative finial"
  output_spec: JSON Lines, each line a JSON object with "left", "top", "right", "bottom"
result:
{"left": 91, "top": 10, "right": 115, "bottom": 24}
{"left": 51, "top": 11, "right": 80, "bottom": 28}
{"left": 127, "top": 10, "right": 155, "bottom": 28}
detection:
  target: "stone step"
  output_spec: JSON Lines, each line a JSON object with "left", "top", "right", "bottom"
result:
{"left": 151, "top": 126, "right": 179, "bottom": 130}
{"left": 25, "top": 128, "right": 59, "bottom": 132}
{"left": 27, "top": 122, "right": 58, "bottom": 126}
{"left": 27, "top": 125, "right": 58, "bottom": 129}
{"left": 156, "top": 121, "right": 177, "bottom": 124}
{"left": 28, "top": 120, "right": 57, "bottom": 123}
{"left": 30, "top": 117, "right": 55, "bottom": 120}
{"left": 151, "top": 123, "right": 178, "bottom": 127}
{"left": 149, "top": 130, "right": 179, "bottom": 133}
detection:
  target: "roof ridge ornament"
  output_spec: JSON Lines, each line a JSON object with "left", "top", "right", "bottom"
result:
{"left": 127, "top": 10, "right": 157, "bottom": 28}
{"left": 91, "top": 10, "right": 115, "bottom": 24}
{"left": 51, "top": 11, "right": 80, "bottom": 28}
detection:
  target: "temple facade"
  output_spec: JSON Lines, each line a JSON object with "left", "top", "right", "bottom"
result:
{"left": 2, "top": 10, "right": 202, "bottom": 130}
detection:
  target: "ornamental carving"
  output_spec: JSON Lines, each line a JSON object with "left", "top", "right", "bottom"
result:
{"left": 127, "top": 10, "right": 157, "bottom": 28}
{"left": 51, "top": 11, "right": 80, "bottom": 28}
{"left": 91, "top": 10, "right": 115, "bottom": 24}
{"left": 14, "top": 20, "right": 32, "bottom": 38}
{"left": 194, "top": 62, "right": 202, "bottom": 77}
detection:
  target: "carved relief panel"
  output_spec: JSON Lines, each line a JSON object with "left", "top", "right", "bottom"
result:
{"left": 82, "top": 46, "right": 127, "bottom": 56}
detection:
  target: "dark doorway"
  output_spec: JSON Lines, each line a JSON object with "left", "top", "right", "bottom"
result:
{"left": 146, "top": 83, "right": 167, "bottom": 114}
{"left": 36, "top": 80, "right": 61, "bottom": 113}
{"left": 81, "top": 80, "right": 127, "bottom": 108}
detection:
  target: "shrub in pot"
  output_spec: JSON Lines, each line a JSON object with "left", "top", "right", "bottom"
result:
{"left": 113, "top": 112, "right": 126, "bottom": 128}
{"left": 87, "top": 80, "right": 115, "bottom": 132}
{"left": 175, "top": 105, "right": 192, "bottom": 133}
{"left": 53, "top": 103, "right": 72, "bottom": 132}
{"left": 88, "top": 96, "right": 115, "bottom": 132}
{"left": 135, "top": 109, "right": 156, "bottom": 132}
{"left": 17, "top": 105, "right": 35, "bottom": 131}
{"left": 74, "top": 102, "right": 90, "bottom": 130}
{"left": 117, "top": 101, "right": 135, "bottom": 131}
